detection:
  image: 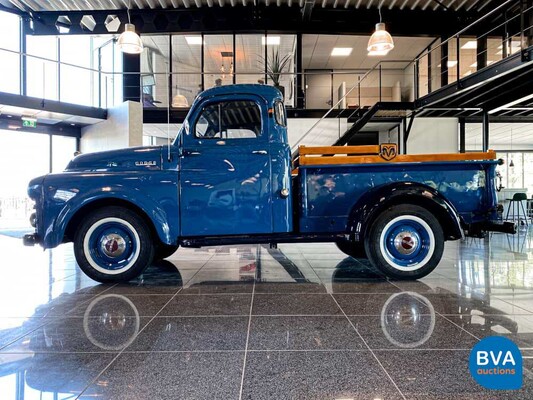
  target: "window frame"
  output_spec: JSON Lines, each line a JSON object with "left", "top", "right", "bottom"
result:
{"left": 193, "top": 99, "right": 263, "bottom": 140}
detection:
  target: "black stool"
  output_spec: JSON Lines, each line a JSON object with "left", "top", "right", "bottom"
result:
{"left": 506, "top": 193, "right": 529, "bottom": 226}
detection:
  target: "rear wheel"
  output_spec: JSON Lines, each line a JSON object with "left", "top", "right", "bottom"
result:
{"left": 364, "top": 205, "right": 444, "bottom": 280}
{"left": 73, "top": 206, "right": 154, "bottom": 283}
{"left": 335, "top": 240, "right": 366, "bottom": 258}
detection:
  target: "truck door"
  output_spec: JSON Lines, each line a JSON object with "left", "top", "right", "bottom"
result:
{"left": 179, "top": 97, "right": 272, "bottom": 237}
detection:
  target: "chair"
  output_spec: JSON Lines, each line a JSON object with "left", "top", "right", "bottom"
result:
{"left": 505, "top": 192, "right": 529, "bottom": 226}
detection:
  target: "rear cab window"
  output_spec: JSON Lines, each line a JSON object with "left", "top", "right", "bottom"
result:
{"left": 274, "top": 100, "right": 286, "bottom": 127}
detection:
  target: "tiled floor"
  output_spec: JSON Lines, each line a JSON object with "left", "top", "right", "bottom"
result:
{"left": 0, "top": 227, "right": 533, "bottom": 399}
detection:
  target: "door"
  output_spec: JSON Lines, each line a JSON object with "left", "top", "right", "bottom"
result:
{"left": 179, "top": 98, "right": 272, "bottom": 237}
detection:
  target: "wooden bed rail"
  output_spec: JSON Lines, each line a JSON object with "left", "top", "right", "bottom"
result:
{"left": 296, "top": 144, "right": 497, "bottom": 166}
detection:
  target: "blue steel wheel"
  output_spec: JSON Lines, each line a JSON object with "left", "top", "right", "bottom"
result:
{"left": 365, "top": 205, "right": 444, "bottom": 280}
{"left": 74, "top": 206, "right": 154, "bottom": 283}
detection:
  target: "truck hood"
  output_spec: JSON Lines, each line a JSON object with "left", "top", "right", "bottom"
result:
{"left": 65, "top": 146, "right": 163, "bottom": 172}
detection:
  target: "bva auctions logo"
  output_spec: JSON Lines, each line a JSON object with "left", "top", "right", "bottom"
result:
{"left": 469, "top": 336, "right": 522, "bottom": 390}
{"left": 380, "top": 143, "right": 397, "bottom": 161}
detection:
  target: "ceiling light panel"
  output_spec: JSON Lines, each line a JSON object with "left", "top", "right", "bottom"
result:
{"left": 331, "top": 47, "right": 353, "bottom": 56}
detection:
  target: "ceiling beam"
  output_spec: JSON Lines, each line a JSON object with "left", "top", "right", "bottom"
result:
{"left": 25, "top": 5, "right": 475, "bottom": 37}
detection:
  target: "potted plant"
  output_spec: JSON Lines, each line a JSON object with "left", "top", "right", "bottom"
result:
{"left": 262, "top": 49, "right": 292, "bottom": 98}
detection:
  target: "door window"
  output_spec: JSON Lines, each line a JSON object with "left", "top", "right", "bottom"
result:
{"left": 195, "top": 100, "right": 261, "bottom": 139}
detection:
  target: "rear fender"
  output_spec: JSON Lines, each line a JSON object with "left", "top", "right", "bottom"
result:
{"left": 347, "top": 182, "right": 464, "bottom": 242}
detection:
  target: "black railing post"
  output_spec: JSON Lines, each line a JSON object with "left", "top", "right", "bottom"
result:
{"left": 296, "top": 33, "right": 305, "bottom": 108}
{"left": 441, "top": 35, "right": 449, "bottom": 87}
{"left": 456, "top": 35, "right": 460, "bottom": 82}
{"left": 379, "top": 64, "right": 382, "bottom": 102}
{"left": 482, "top": 111, "right": 490, "bottom": 152}
{"left": 459, "top": 117, "right": 466, "bottom": 153}
{"left": 414, "top": 59, "right": 419, "bottom": 100}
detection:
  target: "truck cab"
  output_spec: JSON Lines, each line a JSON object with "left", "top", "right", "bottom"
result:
{"left": 176, "top": 85, "right": 292, "bottom": 237}
{"left": 24, "top": 84, "right": 515, "bottom": 283}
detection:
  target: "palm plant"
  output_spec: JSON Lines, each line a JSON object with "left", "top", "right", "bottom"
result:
{"left": 262, "top": 49, "right": 292, "bottom": 87}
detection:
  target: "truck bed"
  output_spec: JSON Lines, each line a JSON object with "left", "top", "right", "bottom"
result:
{"left": 295, "top": 145, "right": 499, "bottom": 234}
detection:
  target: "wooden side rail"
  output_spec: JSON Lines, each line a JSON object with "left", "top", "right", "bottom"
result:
{"left": 299, "top": 145, "right": 381, "bottom": 156}
{"left": 298, "top": 144, "right": 497, "bottom": 166}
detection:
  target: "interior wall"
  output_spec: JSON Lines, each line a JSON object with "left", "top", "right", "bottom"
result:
{"left": 81, "top": 101, "right": 143, "bottom": 153}
{"left": 407, "top": 117, "right": 458, "bottom": 154}
{"left": 287, "top": 118, "right": 348, "bottom": 148}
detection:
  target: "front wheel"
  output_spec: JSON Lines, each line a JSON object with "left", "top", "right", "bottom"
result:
{"left": 364, "top": 205, "right": 444, "bottom": 280}
{"left": 74, "top": 206, "right": 154, "bottom": 283}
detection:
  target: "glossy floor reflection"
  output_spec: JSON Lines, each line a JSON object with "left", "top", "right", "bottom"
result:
{"left": 1, "top": 228, "right": 533, "bottom": 399}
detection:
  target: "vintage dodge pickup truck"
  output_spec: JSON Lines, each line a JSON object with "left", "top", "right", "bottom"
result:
{"left": 24, "top": 84, "right": 514, "bottom": 282}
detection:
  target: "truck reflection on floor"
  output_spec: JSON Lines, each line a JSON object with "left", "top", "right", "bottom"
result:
{"left": 0, "top": 245, "right": 530, "bottom": 398}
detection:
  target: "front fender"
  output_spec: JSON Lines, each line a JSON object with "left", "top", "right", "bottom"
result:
{"left": 43, "top": 186, "right": 174, "bottom": 248}
{"left": 347, "top": 182, "right": 464, "bottom": 242}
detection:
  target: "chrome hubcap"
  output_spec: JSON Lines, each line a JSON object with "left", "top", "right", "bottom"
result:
{"left": 393, "top": 231, "right": 418, "bottom": 255}
{"left": 101, "top": 234, "right": 127, "bottom": 258}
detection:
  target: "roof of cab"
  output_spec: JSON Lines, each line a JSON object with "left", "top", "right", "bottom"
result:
{"left": 197, "top": 84, "right": 282, "bottom": 102}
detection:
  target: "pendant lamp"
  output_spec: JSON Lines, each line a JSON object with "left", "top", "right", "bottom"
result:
{"left": 118, "top": 1, "right": 143, "bottom": 54}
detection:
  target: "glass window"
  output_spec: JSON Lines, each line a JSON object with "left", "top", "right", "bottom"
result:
{"left": 195, "top": 101, "right": 261, "bottom": 139}
{"left": 0, "top": 10, "right": 20, "bottom": 94}
{"left": 204, "top": 35, "right": 234, "bottom": 88}
{"left": 141, "top": 35, "right": 170, "bottom": 108}
{"left": 267, "top": 34, "right": 295, "bottom": 107}
{"left": 26, "top": 36, "right": 58, "bottom": 100}
{"left": 59, "top": 36, "right": 92, "bottom": 105}
{"left": 235, "top": 34, "right": 265, "bottom": 85}
{"left": 172, "top": 35, "right": 201, "bottom": 107}
{"left": 274, "top": 101, "right": 286, "bottom": 126}
{"left": 92, "top": 37, "right": 123, "bottom": 108}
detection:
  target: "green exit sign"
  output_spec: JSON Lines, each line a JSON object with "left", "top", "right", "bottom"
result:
{"left": 22, "top": 119, "right": 37, "bottom": 128}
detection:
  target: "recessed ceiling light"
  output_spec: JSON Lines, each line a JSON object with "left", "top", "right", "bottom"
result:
{"left": 185, "top": 36, "right": 202, "bottom": 45}
{"left": 331, "top": 47, "right": 353, "bottom": 56}
{"left": 461, "top": 41, "right": 477, "bottom": 50}
{"left": 262, "top": 36, "right": 280, "bottom": 45}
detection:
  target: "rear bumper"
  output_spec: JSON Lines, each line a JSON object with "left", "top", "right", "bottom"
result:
{"left": 465, "top": 221, "right": 516, "bottom": 237}
{"left": 23, "top": 233, "right": 41, "bottom": 246}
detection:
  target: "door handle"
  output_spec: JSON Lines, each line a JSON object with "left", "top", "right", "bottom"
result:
{"left": 182, "top": 150, "right": 201, "bottom": 156}
{"left": 252, "top": 150, "right": 268, "bottom": 155}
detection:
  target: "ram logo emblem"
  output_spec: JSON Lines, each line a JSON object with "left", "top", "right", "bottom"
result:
{"left": 380, "top": 143, "right": 398, "bottom": 161}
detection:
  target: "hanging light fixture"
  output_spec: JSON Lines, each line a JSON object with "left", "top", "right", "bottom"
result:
{"left": 118, "top": 0, "right": 143, "bottom": 54}
{"left": 509, "top": 127, "right": 515, "bottom": 167}
{"left": 367, "top": 6, "right": 394, "bottom": 56}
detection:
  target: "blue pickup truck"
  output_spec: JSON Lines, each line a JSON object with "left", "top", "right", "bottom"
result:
{"left": 24, "top": 84, "right": 514, "bottom": 282}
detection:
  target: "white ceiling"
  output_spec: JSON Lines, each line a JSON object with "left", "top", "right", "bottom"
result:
{"left": 466, "top": 123, "right": 533, "bottom": 150}
{"left": 303, "top": 34, "right": 435, "bottom": 69}
{"left": 4, "top": 0, "right": 500, "bottom": 12}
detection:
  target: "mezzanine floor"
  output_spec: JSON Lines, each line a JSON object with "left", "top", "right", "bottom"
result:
{"left": 0, "top": 229, "right": 532, "bottom": 399}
